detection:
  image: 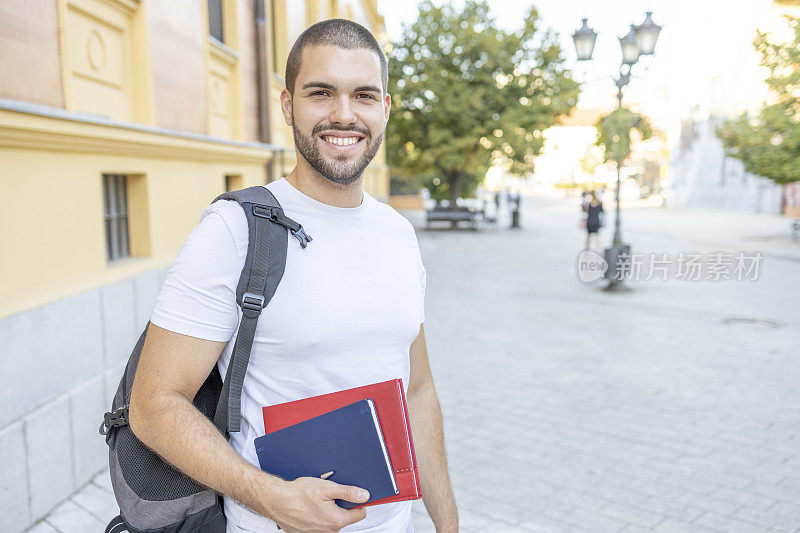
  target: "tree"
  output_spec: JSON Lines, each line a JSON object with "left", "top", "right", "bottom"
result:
{"left": 595, "top": 106, "right": 652, "bottom": 167}
{"left": 716, "top": 16, "right": 800, "bottom": 186}
{"left": 385, "top": 0, "right": 579, "bottom": 205}
{"left": 579, "top": 145, "right": 603, "bottom": 175}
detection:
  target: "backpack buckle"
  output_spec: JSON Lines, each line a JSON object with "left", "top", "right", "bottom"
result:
{"left": 291, "top": 226, "right": 312, "bottom": 248}
{"left": 241, "top": 292, "right": 265, "bottom": 316}
{"left": 252, "top": 205, "right": 278, "bottom": 220}
{"left": 252, "top": 205, "right": 313, "bottom": 249}
{"left": 99, "top": 405, "right": 129, "bottom": 435}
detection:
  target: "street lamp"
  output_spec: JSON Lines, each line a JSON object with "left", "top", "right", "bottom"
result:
{"left": 573, "top": 18, "right": 598, "bottom": 61}
{"left": 619, "top": 27, "right": 640, "bottom": 66}
{"left": 634, "top": 12, "right": 662, "bottom": 56}
{"left": 572, "top": 13, "right": 662, "bottom": 289}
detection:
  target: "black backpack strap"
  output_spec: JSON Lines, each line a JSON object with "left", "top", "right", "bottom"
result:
{"left": 210, "top": 186, "right": 312, "bottom": 433}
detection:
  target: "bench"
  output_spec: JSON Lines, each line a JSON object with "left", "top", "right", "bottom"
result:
{"left": 425, "top": 207, "right": 479, "bottom": 230}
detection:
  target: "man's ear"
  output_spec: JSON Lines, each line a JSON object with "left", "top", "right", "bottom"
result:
{"left": 384, "top": 93, "right": 391, "bottom": 121}
{"left": 280, "top": 89, "right": 293, "bottom": 126}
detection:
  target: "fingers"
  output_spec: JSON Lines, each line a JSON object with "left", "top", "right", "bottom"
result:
{"left": 338, "top": 506, "right": 368, "bottom": 526}
{"left": 315, "top": 480, "right": 368, "bottom": 528}
{"left": 327, "top": 482, "right": 370, "bottom": 504}
{"left": 320, "top": 480, "right": 369, "bottom": 526}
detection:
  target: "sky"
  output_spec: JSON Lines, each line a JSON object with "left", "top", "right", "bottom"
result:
{"left": 376, "top": 0, "right": 796, "bottom": 122}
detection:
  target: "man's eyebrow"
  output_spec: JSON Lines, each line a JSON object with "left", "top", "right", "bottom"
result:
{"left": 353, "top": 85, "right": 381, "bottom": 93}
{"left": 301, "top": 82, "right": 382, "bottom": 94}
{"left": 302, "top": 81, "right": 336, "bottom": 91}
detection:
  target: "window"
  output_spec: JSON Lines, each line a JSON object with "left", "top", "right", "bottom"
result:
{"left": 208, "top": 0, "right": 224, "bottom": 43}
{"left": 225, "top": 174, "right": 242, "bottom": 192}
{"left": 103, "top": 174, "right": 130, "bottom": 261}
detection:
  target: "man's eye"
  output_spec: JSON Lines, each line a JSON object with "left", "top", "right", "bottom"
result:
{"left": 357, "top": 93, "right": 376, "bottom": 100}
{"left": 311, "top": 91, "right": 329, "bottom": 96}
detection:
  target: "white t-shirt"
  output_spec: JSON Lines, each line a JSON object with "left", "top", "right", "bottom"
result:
{"left": 150, "top": 178, "right": 424, "bottom": 532}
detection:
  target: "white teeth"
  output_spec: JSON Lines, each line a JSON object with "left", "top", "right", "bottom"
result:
{"left": 324, "top": 136, "right": 359, "bottom": 146}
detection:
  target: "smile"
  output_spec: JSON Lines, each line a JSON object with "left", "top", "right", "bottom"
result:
{"left": 321, "top": 135, "right": 363, "bottom": 147}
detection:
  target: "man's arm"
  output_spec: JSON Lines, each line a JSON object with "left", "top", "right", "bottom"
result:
{"left": 128, "top": 323, "right": 370, "bottom": 533}
{"left": 407, "top": 324, "right": 459, "bottom": 532}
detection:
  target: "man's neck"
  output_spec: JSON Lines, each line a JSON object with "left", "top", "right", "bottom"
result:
{"left": 284, "top": 162, "right": 364, "bottom": 208}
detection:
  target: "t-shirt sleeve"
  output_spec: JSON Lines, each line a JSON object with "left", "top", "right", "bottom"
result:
{"left": 150, "top": 206, "right": 242, "bottom": 342}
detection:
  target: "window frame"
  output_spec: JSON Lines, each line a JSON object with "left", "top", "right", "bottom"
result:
{"left": 103, "top": 173, "right": 131, "bottom": 262}
{"left": 208, "top": 0, "right": 225, "bottom": 43}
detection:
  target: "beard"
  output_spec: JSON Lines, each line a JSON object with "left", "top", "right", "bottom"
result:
{"left": 292, "top": 115, "right": 384, "bottom": 186}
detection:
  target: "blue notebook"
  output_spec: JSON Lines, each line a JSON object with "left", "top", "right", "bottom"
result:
{"left": 254, "top": 399, "right": 399, "bottom": 509}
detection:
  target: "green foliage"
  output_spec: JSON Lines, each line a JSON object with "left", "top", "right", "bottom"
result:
{"left": 595, "top": 106, "right": 652, "bottom": 166}
{"left": 419, "top": 173, "right": 482, "bottom": 203}
{"left": 716, "top": 16, "right": 800, "bottom": 185}
{"left": 579, "top": 145, "right": 603, "bottom": 174}
{"left": 385, "top": 0, "right": 579, "bottom": 203}
{"left": 390, "top": 173, "right": 421, "bottom": 195}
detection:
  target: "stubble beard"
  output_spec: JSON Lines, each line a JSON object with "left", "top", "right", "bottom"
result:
{"left": 292, "top": 113, "right": 384, "bottom": 186}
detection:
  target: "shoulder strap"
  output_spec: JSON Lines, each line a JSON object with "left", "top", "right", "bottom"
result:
{"left": 210, "top": 186, "right": 312, "bottom": 434}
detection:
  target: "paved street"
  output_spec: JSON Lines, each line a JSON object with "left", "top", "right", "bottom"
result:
{"left": 30, "top": 196, "right": 800, "bottom": 532}
{"left": 411, "top": 196, "right": 800, "bottom": 532}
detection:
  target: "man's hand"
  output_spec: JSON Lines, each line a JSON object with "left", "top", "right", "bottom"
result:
{"left": 267, "top": 477, "right": 370, "bottom": 533}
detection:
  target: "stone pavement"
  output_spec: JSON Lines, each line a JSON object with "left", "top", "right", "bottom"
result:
{"left": 24, "top": 472, "right": 116, "bottom": 532}
{"left": 412, "top": 197, "right": 800, "bottom": 532}
{"left": 28, "top": 196, "right": 800, "bottom": 532}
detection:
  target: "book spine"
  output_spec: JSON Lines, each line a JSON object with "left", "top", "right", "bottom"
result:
{"left": 397, "top": 379, "right": 422, "bottom": 497}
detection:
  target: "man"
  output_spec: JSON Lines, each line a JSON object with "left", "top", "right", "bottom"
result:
{"left": 129, "top": 19, "right": 459, "bottom": 533}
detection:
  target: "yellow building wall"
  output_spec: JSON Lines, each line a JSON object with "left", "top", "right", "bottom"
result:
{"left": 57, "top": 0, "right": 154, "bottom": 124}
{"left": 0, "top": 107, "right": 270, "bottom": 317}
{"left": 1, "top": 0, "right": 391, "bottom": 316}
{"left": 204, "top": 0, "right": 245, "bottom": 140}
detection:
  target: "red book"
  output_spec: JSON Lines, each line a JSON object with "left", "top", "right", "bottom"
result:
{"left": 261, "top": 379, "right": 422, "bottom": 507}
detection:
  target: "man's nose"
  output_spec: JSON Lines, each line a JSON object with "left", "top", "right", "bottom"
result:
{"left": 329, "top": 95, "right": 357, "bottom": 126}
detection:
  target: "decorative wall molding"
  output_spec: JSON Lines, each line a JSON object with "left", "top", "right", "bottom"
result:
{"left": 95, "top": 0, "right": 140, "bottom": 17}
{"left": 0, "top": 100, "right": 284, "bottom": 164}
{"left": 208, "top": 36, "right": 240, "bottom": 66}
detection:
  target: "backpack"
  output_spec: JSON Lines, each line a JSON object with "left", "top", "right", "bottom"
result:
{"left": 99, "top": 186, "right": 312, "bottom": 533}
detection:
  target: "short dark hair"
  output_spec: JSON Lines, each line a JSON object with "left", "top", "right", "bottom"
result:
{"left": 285, "top": 18, "right": 388, "bottom": 96}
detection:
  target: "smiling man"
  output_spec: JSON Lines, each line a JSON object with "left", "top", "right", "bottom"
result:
{"left": 128, "top": 19, "right": 458, "bottom": 533}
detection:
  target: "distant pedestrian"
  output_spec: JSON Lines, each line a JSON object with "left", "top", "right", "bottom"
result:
{"left": 509, "top": 191, "right": 521, "bottom": 229}
{"left": 582, "top": 190, "right": 604, "bottom": 250}
{"left": 578, "top": 190, "right": 589, "bottom": 230}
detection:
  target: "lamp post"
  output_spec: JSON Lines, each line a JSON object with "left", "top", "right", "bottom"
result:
{"left": 572, "top": 12, "right": 661, "bottom": 288}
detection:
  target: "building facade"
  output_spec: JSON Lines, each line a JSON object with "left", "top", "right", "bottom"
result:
{"left": 0, "top": 1, "right": 388, "bottom": 531}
